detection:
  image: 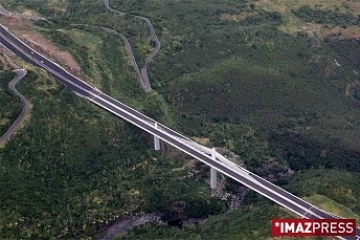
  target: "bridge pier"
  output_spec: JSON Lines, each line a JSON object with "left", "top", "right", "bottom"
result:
{"left": 210, "top": 167, "right": 217, "bottom": 190}
{"left": 210, "top": 148, "right": 217, "bottom": 190}
{"left": 154, "top": 122, "right": 160, "bottom": 151}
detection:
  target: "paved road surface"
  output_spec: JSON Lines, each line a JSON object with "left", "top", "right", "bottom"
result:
{"left": 104, "top": 0, "right": 162, "bottom": 92}
{"left": 104, "top": 0, "right": 125, "bottom": 17}
{"left": 0, "top": 68, "right": 30, "bottom": 145}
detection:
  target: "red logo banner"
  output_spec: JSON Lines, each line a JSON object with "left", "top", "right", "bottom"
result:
{"left": 272, "top": 218, "right": 356, "bottom": 237}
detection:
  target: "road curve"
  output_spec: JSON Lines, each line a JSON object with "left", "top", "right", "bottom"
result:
{"left": 0, "top": 68, "right": 30, "bottom": 146}
{"left": 104, "top": 0, "right": 125, "bottom": 17}
{"left": 70, "top": 24, "right": 146, "bottom": 91}
{"left": 104, "top": 0, "right": 162, "bottom": 92}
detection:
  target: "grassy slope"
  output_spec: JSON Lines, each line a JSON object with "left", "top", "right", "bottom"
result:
{"left": 38, "top": 26, "right": 144, "bottom": 104}
{"left": 286, "top": 169, "right": 360, "bottom": 215}
{"left": 304, "top": 194, "right": 360, "bottom": 223}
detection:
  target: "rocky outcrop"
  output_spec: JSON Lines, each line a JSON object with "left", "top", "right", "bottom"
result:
{"left": 257, "top": 158, "right": 294, "bottom": 183}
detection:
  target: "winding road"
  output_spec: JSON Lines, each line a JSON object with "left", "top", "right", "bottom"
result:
{"left": 0, "top": 4, "right": 35, "bottom": 146}
{"left": 0, "top": 0, "right": 157, "bottom": 92}
{"left": 104, "top": 0, "right": 161, "bottom": 92}
{"left": 0, "top": 68, "right": 30, "bottom": 146}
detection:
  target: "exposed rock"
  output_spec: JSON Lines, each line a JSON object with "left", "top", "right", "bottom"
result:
{"left": 227, "top": 186, "right": 249, "bottom": 210}
{"left": 260, "top": 158, "right": 294, "bottom": 183}
{"left": 96, "top": 214, "right": 162, "bottom": 240}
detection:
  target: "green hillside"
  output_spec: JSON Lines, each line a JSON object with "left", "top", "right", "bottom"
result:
{"left": 107, "top": 0, "right": 360, "bottom": 172}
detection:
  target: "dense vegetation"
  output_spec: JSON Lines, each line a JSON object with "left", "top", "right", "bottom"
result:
{"left": 1, "top": 0, "right": 360, "bottom": 239}
{"left": 113, "top": 0, "right": 360, "bottom": 173}
{"left": 0, "top": 69, "right": 223, "bottom": 239}
{"left": 117, "top": 201, "right": 297, "bottom": 240}
{"left": 115, "top": 169, "right": 359, "bottom": 240}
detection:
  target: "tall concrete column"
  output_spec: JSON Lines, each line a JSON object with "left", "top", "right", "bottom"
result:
{"left": 210, "top": 148, "right": 217, "bottom": 190}
{"left": 154, "top": 122, "right": 160, "bottom": 151}
{"left": 210, "top": 168, "right": 217, "bottom": 190}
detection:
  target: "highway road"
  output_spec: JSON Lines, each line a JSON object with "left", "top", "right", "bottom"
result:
{"left": 0, "top": 25, "right": 359, "bottom": 240}
{"left": 0, "top": 68, "right": 29, "bottom": 145}
{"left": 0, "top": 24, "right": 193, "bottom": 143}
